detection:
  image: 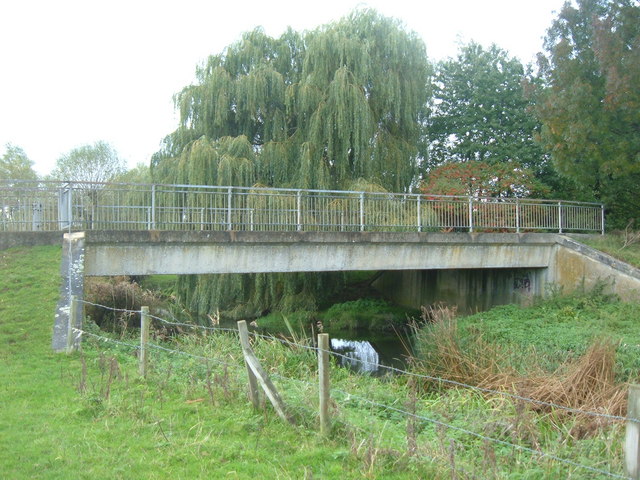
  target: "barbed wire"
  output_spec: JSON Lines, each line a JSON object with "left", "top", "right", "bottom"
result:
{"left": 73, "top": 328, "right": 242, "bottom": 369}
{"left": 78, "top": 298, "right": 141, "bottom": 314}
{"left": 147, "top": 313, "right": 238, "bottom": 335}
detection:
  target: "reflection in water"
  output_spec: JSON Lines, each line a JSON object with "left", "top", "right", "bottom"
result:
{"left": 331, "top": 338, "right": 380, "bottom": 373}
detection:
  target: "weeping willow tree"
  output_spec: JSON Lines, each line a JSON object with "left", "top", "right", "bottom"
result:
{"left": 152, "top": 9, "right": 431, "bottom": 318}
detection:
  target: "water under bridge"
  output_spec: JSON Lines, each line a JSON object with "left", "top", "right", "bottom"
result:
{"left": 1, "top": 180, "right": 637, "bottom": 351}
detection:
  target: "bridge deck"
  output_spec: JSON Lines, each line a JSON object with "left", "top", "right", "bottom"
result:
{"left": 79, "top": 231, "right": 558, "bottom": 275}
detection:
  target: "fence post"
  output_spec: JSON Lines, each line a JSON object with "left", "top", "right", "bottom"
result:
{"left": 468, "top": 197, "right": 474, "bottom": 233}
{"left": 139, "top": 306, "right": 150, "bottom": 377}
{"left": 237, "top": 320, "right": 294, "bottom": 424}
{"left": 515, "top": 199, "right": 520, "bottom": 234}
{"left": 318, "top": 333, "right": 330, "bottom": 435}
{"left": 237, "top": 320, "right": 260, "bottom": 409}
{"left": 626, "top": 384, "right": 640, "bottom": 479}
{"left": 601, "top": 204, "right": 605, "bottom": 235}
{"left": 66, "top": 295, "right": 78, "bottom": 354}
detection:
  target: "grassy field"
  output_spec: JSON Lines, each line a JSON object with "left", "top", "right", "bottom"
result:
{"left": 0, "top": 245, "right": 633, "bottom": 479}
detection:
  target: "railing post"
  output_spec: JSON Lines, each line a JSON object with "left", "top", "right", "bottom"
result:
{"left": 227, "top": 187, "right": 233, "bottom": 230}
{"left": 468, "top": 197, "right": 474, "bottom": 233}
{"left": 601, "top": 204, "right": 605, "bottom": 235}
{"left": 151, "top": 184, "right": 156, "bottom": 229}
{"left": 139, "top": 306, "right": 150, "bottom": 377}
{"left": 68, "top": 184, "right": 73, "bottom": 232}
{"left": 359, "top": 192, "right": 365, "bottom": 232}
{"left": 558, "top": 201, "right": 563, "bottom": 234}
{"left": 515, "top": 198, "right": 520, "bottom": 234}
{"left": 417, "top": 195, "right": 422, "bottom": 233}
{"left": 297, "top": 190, "right": 302, "bottom": 231}
{"left": 318, "top": 333, "right": 330, "bottom": 435}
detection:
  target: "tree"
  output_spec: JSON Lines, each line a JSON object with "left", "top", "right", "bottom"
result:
{"left": 50, "top": 141, "right": 126, "bottom": 184}
{"left": 154, "top": 9, "right": 430, "bottom": 192}
{"left": 152, "top": 9, "right": 432, "bottom": 317}
{"left": 427, "top": 42, "right": 548, "bottom": 176}
{"left": 535, "top": 0, "right": 640, "bottom": 227}
{"left": 0, "top": 144, "right": 38, "bottom": 181}
{"left": 113, "top": 162, "right": 151, "bottom": 184}
{"left": 421, "top": 161, "right": 548, "bottom": 199}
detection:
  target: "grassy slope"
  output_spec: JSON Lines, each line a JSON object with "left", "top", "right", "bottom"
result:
{"left": 579, "top": 233, "right": 640, "bottom": 268}
{"left": 0, "top": 246, "right": 423, "bottom": 480}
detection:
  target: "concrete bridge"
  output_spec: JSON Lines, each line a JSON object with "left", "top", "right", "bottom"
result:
{"left": 1, "top": 179, "right": 633, "bottom": 350}
{"left": 51, "top": 229, "right": 640, "bottom": 351}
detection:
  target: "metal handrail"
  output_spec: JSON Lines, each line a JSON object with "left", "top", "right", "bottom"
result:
{"left": 0, "top": 180, "right": 605, "bottom": 234}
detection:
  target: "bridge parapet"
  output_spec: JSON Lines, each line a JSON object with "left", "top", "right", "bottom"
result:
{"left": 1, "top": 180, "right": 604, "bottom": 234}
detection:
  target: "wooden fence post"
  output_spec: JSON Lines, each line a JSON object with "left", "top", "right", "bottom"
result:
{"left": 626, "top": 384, "right": 640, "bottom": 479}
{"left": 237, "top": 320, "right": 294, "bottom": 424}
{"left": 318, "top": 333, "right": 330, "bottom": 435}
{"left": 139, "top": 306, "right": 149, "bottom": 377}
{"left": 237, "top": 320, "right": 260, "bottom": 409}
{"left": 66, "top": 295, "right": 78, "bottom": 354}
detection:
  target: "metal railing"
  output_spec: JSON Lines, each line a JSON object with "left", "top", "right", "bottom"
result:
{"left": 0, "top": 180, "right": 605, "bottom": 234}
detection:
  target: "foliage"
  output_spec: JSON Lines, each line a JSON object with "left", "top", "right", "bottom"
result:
{"left": 321, "top": 298, "right": 414, "bottom": 331}
{"left": 152, "top": 9, "right": 431, "bottom": 318}
{"left": 84, "top": 276, "right": 163, "bottom": 331}
{"left": 112, "top": 162, "right": 151, "bottom": 184}
{"left": 154, "top": 9, "right": 430, "bottom": 192}
{"left": 426, "top": 42, "right": 558, "bottom": 189}
{"left": 0, "top": 143, "right": 38, "bottom": 181}
{"left": 420, "top": 160, "right": 548, "bottom": 198}
{"left": 50, "top": 140, "right": 127, "bottom": 183}
{"left": 535, "top": 0, "right": 640, "bottom": 227}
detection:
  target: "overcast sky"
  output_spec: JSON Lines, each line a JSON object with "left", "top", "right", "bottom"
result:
{"left": 0, "top": 0, "right": 567, "bottom": 175}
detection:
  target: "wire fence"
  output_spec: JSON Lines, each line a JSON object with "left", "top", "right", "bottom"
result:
{"left": 68, "top": 299, "right": 635, "bottom": 479}
{"left": 0, "top": 179, "right": 605, "bottom": 234}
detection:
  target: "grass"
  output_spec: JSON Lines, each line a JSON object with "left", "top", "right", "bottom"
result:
{"left": 579, "top": 230, "right": 640, "bottom": 268}
{"left": 0, "top": 245, "right": 632, "bottom": 479}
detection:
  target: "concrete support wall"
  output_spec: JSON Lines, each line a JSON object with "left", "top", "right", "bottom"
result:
{"left": 373, "top": 268, "right": 544, "bottom": 314}
{"left": 551, "top": 237, "right": 640, "bottom": 302}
